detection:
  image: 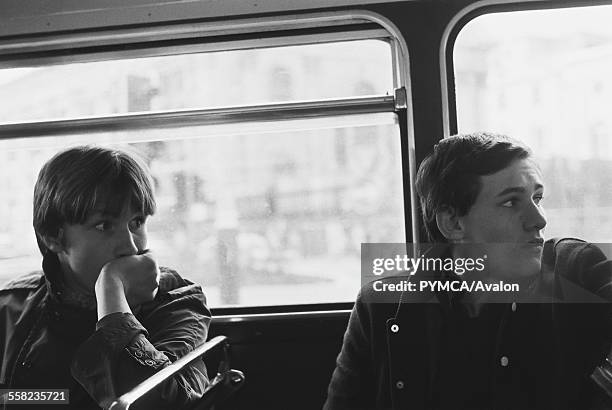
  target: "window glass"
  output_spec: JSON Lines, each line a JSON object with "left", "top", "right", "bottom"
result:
{"left": 0, "top": 39, "right": 393, "bottom": 124}
{"left": 0, "top": 113, "right": 405, "bottom": 306}
{"left": 454, "top": 6, "right": 612, "bottom": 242}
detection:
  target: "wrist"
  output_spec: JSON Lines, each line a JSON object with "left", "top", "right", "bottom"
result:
{"left": 95, "top": 272, "right": 131, "bottom": 320}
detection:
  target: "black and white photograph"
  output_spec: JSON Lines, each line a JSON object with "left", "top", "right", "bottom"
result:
{"left": 0, "top": 1, "right": 611, "bottom": 409}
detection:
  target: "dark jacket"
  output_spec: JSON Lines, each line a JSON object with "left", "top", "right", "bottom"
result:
{"left": 324, "top": 238, "right": 612, "bottom": 410}
{"left": 0, "top": 254, "right": 211, "bottom": 410}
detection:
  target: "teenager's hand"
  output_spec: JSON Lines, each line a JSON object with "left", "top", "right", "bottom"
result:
{"left": 94, "top": 252, "right": 160, "bottom": 319}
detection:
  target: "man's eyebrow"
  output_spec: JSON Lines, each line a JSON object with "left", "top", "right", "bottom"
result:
{"left": 496, "top": 184, "right": 544, "bottom": 197}
{"left": 86, "top": 209, "right": 118, "bottom": 220}
{"left": 87, "top": 206, "right": 145, "bottom": 220}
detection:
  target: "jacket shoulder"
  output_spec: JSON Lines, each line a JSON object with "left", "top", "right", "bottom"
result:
{"left": 544, "top": 237, "right": 611, "bottom": 295}
{"left": 158, "top": 266, "right": 193, "bottom": 292}
{"left": 157, "top": 267, "right": 206, "bottom": 305}
{"left": 0, "top": 271, "right": 44, "bottom": 292}
{"left": 142, "top": 267, "right": 209, "bottom": 318}
{"left": 545, "top": 237, "right": 606, "bottom": 269}
{"left": 548, "top": 237, "right": 589, "bottom": 251}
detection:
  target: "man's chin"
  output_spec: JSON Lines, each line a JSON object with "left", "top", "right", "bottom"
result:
{"left": 489, "top": 255, "right": 541, "bottom": 281}
{"left": 505, "top": 259, "right": 542, "bottom": 280}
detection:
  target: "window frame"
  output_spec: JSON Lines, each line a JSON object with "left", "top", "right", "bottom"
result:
{"left": 0, "top": 10, "right": 418, "bottom": 311}
{"left": 440, "top": 0, "right": 603, "bottom": 138}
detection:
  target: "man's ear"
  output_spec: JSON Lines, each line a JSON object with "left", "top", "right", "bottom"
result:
{"left": 435, "top": 207, "right": 465, "bottom": 242}
{"left": 41, "top": 228, "right": 65, "bottom": 254}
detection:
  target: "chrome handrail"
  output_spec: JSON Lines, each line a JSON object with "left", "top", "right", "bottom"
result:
{"left": 108, "top": 335, "right": 228, "bottom": 410}
{"left": 0, "top": 95, "right": 396, "bottom": 139}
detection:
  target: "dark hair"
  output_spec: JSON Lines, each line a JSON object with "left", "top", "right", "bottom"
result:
{"left": 33, "top": 145, "right": 156, "bottom": 256}
{"left": 415, "top": 132, "right": 531, "bottom": 242}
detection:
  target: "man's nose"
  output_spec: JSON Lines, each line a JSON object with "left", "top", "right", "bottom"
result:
{"left": 116, "top": 227, "right": 139, "bottom": 257}
{"left": 524, "top": 201, "right": 547, "bottom": 232}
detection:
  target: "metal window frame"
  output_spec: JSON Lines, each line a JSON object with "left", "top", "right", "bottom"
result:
{"left": 0, "top": 28, "right": 391, "bottom": 68}
{"left": 1, "top": 9, "right": 419, "bottom": 244}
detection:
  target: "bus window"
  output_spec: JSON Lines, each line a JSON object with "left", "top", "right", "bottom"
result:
{"left": 454, "top": 6, "right": 612, "bottom": 243}
{"left": 0, "top": 34, "right": 406, "bottom": 307}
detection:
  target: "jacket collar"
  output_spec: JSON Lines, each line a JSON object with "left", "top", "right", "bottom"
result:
{"left": 42, "top": 253, "right": 97, "bottom": 310}
{"left": 42, "top": 253, "right": 65, "bottom": 303}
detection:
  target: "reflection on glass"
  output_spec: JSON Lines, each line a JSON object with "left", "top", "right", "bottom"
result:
{"left": 454, "top": 6, "right": 612, "bottom": 242}
{"left": 0, "top": 114, "right": 405, "bottom": 306}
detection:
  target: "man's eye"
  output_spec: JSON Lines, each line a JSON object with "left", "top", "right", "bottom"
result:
{"left": 130, "top": 217, "right": 146, "bottom": 230}
{"left": 533, "top": 195, "right": 544, "bottom": 205}
{"left": 94, "top": 221, "right": 113, "bottom": 231}
{"left": 501, "top": 199, "right": 516, "bottom": 208}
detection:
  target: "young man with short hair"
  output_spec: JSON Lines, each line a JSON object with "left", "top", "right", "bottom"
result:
{"left": 0, "top": 146, "right": 210, "bottom": 409}
{"left": 324, "top": 132, "right": 612, "bottom": 410}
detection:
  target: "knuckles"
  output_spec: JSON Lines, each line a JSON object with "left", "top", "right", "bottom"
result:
{"left": 100, "top": 252, "right": 160, "bottom": 290}
{"left": 95, "top": 252, "right": 160, "bottom": 307}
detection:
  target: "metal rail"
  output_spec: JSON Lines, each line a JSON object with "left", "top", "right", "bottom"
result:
{"left": 0, "top": 95, "right": 396, "bottom": 139}
{"left": 212, "top": 309, "right": 353, "bottom": 324}
{"left": 0, "top": 29, "right": 391, "bottom": 69}
{"left": 0, "top": 15, "right": 373, "bottom": 55}
{"left": 108, "top": 335, "right": 230, "bottom": 410}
